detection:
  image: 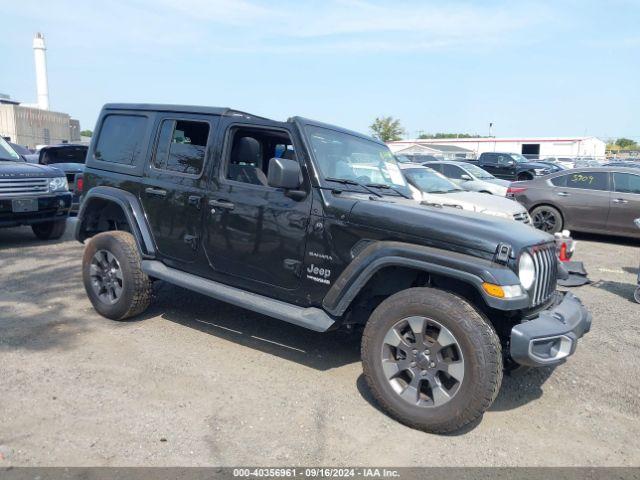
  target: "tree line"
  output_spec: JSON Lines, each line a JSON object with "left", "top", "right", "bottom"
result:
{"left": 369, "top": 116, "right": 480, "bottom": 143}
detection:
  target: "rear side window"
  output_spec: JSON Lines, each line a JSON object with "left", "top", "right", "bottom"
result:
{"left": 550, "top": 175, "right": 567, "bottom": 187}
{"left": 153, "top": 119, "right": 210, "bottom": 175}
{"left": 566, "top": 172, "right": 609, "bottom": 191}
{"left": 613, "top": 173, "right": 640, "bottom": 194}
{"left": 95, "top": 115, "right": 148, "bottom": 165}
{"left": 480, "top": 153, "right": 497, "bottom": 165}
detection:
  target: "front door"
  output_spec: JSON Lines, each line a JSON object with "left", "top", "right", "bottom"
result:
{"left": 495, "top": 154, "right": 516, "bottom": 179}
{"left": 608, "top": 172, "right": 640, "bottom": 236}
{"left": 140, "top": 113, "right": 218, "bottom": 268}
{"left": 203, "top": 122, "right": 311, "bottom": 292}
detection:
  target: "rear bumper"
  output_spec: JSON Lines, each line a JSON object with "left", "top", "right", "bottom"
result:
{"left": 510, "top": 292, "right": 592, "bottom": 367}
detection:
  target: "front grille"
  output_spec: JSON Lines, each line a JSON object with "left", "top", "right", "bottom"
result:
{"left": 0, "top": 178, "right": 49, "bottom": 197}
{"left": 513, "top": 212, "right": 531, "bottom": 224}
{"left": 530, "top": 243, "right": 557, "bottom": 306}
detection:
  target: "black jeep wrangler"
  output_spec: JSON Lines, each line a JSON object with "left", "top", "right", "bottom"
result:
{"left": 0, "top": 137, "right": 72, "bottom": 239}
{"left": 76, "top": 104, "right": 591, "bottom": 433}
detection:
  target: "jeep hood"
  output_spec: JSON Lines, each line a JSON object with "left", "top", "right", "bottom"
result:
{"left": 348, "top": 196, "right": 552, "bottom": 257}
{"left": 419, "top": 190, "right": 526, "bottom": 216}
{"left": 0, "top": 160, "right": 63, "bottom": 178}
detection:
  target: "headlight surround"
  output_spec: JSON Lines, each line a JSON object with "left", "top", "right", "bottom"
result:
{"left": 49, "top": 177, "right": 68, "bottom": 192}
{"left": 534, "top": 168, "right": 550, "bottom": 176}
{"left": 518, "top": 252, "right": 536, "bottom": 290}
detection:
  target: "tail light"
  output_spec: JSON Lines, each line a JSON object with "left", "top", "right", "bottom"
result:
{"left": 76, "top": 177, "right": 84, "bottom": 193}
{"left": 507, "top": 186, "right": 527, "bottom": 196}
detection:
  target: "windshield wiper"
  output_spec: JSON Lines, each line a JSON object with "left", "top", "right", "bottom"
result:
{"left": 365, "top": 182, "right": 412, "bottom": 199}
{"left": 325, "top": 177, "right": 382, "bottom": 198}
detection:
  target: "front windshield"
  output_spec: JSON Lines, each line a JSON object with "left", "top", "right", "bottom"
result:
{"left": 305, "top": 125, "right": 409, "bottom": 192}
{"left": 510, "top": 153, "right": 529, "bottom": 163}
{"left": 0, "top": 137, "right": 21, "bottom": 162}
{"left": 463, "top": 163, "right": 495, "bottom": 179}
{"left": 404, "top": 168, "right": 462, "bottom": 193}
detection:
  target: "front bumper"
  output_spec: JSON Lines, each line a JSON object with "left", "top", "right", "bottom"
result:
{"left": 0, "top": 192, "right": 72, "bottom": 227}
{"left": 510, "top": 292, "right": 591, "bottom": 367}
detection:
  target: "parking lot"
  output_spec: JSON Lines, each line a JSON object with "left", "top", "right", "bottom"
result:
{"left": 0, "top": 219, "right": 639, "bottom": 467}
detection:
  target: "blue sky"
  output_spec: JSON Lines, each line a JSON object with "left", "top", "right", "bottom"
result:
{"left": 1, "top": 0, "right": 639, "bottom": 140}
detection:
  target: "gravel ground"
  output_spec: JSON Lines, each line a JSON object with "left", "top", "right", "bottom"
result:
{"left": 0, "top": 220, "right": 639, "bottom": 466}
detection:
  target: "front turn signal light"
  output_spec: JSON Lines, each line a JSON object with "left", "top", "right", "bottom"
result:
{"left": 482, "top": 283, "right": 524, "bottom": 299}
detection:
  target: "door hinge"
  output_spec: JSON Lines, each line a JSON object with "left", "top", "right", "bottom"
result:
{"left": 283, "top": 259, "right": 303, "bottom": 277}
{"left": 184, "top": 234, "right": 199, "bottom": 250}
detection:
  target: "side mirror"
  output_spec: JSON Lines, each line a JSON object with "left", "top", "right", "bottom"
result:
{"left": 460, "top": 174, "right": 472, "bottom": 181}
{"left": 267, "top": 157, "right": 302, "bottom": 190}
{"left": 506, "top": 160, "right": 515, "bottom": 167}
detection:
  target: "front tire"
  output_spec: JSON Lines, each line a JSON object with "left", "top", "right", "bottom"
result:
{"left": 361, "top": 288, "right": 502, "bottom": 434}
{"left": 31, "top": 219, "right": 67, "bottom": 240}
{"left": 82, "top": 231, "right": 152, "bottom": 320}
{"left": 530, "top": 205, "right": 563, "bottom": 234}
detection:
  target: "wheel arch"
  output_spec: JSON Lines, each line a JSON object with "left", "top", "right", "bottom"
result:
{"left": 322, "top": 241, "right": 524, "bottom": 320}
{"left": 75, "top": 186, "right": 156, "bottom": 258}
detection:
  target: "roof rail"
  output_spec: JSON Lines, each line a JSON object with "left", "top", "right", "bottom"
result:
{"left": 223, "top": 109, "right": 274, "bottom": 122}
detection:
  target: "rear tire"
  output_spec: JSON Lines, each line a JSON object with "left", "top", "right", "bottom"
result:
{"left": 82, "top": 231, "right": 152, "bottom": 320}
{"left": 31, "top": 219, "right": 67, "bottom": 240}
{"left": 530, "top": 205, "right": 563, "bottom": 234}
{"left": 361, "top": 287, "right": 503, "bottom": 434}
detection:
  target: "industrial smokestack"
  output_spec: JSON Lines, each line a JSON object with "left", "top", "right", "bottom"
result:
{"left": 33, "top": 32, "right": 49, "bottom": 110}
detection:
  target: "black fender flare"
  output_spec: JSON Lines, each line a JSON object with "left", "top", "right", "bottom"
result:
{"left": 322, "top": 241, "right": 526, "bottom": 316}
{"left": 75, "top": 186, "right": 156, "bottom": 257}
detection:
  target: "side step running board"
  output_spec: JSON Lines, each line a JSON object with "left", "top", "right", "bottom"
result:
{"left": 141, "top": 260, "right": 335, "bottom": 332}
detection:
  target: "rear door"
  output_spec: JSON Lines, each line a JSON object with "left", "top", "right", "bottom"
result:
{"left": 479, "top": 154, "right": 500, "bottom": 177}
{"left": 556, "top": 171, "right": 611, "bottom": 232}
{"left": 608, "top": 172, "right": 640, "bottom": 236}
{"left": 140, "top": 113, "right": 219, "bottom": 269}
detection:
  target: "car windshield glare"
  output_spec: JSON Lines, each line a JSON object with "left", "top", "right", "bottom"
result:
{"left": 405, "top": 168, "right": 462, "bottom": 193}
{"left": 510, "top": 153, "right": 529, "bottom": 163}
{"left": 464, "top": 164, "right": 494, "bottom": 179}
{"left": 305, "top": 125, "right": 410, "bottom": 193}
{"left": 0, "top": 137, "right": 21, "bottom": 162}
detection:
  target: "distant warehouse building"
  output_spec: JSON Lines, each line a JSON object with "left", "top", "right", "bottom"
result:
{"left": 388, "top": 136, "right": 606, "bottom": 160}
{"left": 0, "top": 97, "right": 74, "bottom": 148}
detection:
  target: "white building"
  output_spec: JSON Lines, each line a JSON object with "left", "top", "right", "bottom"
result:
{"left": 388, "top": 136, "right": 606, "bottom": 160}
{"left": 0, "top": 33, "right": 80, "bottom": 148}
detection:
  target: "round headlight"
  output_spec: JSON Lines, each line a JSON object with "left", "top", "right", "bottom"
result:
{"left": 518, "top": 252, "right": 536, "bottom": 290}
{"left": 49, "top": 177, "right": 68, "bottom": 192}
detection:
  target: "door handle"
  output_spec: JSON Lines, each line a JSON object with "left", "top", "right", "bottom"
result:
{"left": 612, "top": 198, "right": 629, "bottom": 204}
{"left": 145, "top": 187, "right": 167, "bottom": 197}
{"left": 556, "top": 191, "right": 570, "bottom": 197}
{"left": 208, "top": 199, "right": 235, "bottom": 210}
{"left": 188, "top": 195, "right": 202, "bottom": 208}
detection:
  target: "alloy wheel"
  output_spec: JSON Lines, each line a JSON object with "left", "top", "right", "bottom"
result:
{"left": 381, "top": 316, "right": 464, "bottom": 407}
{"left": 533, "top": 209, "right": 558, "bottom": 232}
{"left": 89, "top": 250, "right": 124, "bottom": 305}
